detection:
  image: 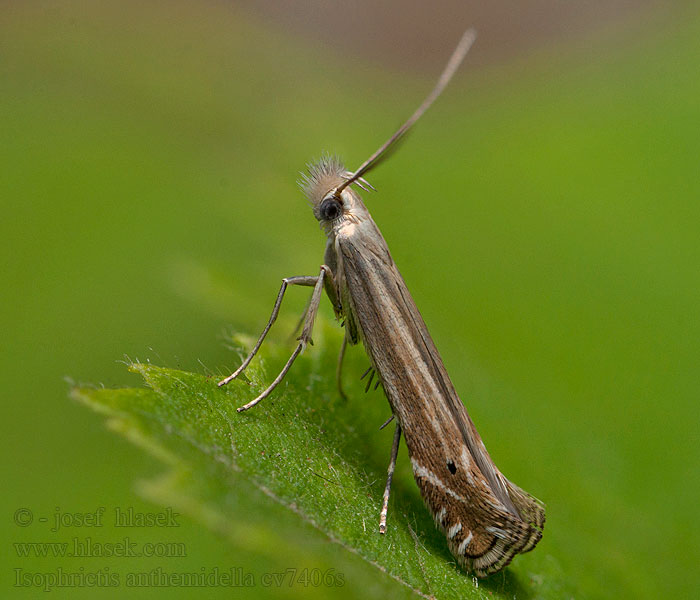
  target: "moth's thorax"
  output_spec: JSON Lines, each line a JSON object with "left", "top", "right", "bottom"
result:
{"left": 329, "top": 188, "right": 372, "bottom": 234}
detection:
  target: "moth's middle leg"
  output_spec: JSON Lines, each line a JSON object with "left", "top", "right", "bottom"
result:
{"left": 336, "top": 335, "right": 348, "bottom": 401}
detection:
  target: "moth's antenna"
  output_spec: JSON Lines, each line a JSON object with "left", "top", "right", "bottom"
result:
{"left": 336, "top": 28, "right": 476, "bottom": 195}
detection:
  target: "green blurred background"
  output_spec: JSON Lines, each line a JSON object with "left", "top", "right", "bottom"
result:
{"left": 2, "top": 1, "right": 699, "bottom": 598}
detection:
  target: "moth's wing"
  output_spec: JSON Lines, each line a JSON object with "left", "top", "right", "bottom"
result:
{"left": 404, "top": 389, "right": 544, "bottom": 575}
{"left": 457, "top": 408, "right": 547, "bottom": 534}
{"left": 502, "top": 479, "right": 546, "bottom": 540}
{"left": 387, "top": 257, "right": 547, "bottom": 534}
{"left": 411, "top": 455, "right": 543, "bottom": 575}
{"left": 402, "top": 300, "right": 546, "bottom": 572}
{"left": 337, "top": 226, "right": 544, "bottom": 575}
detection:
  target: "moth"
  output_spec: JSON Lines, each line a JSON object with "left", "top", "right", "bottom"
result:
{"left": 219, "top": 29, "right": 545, "bottom": 576}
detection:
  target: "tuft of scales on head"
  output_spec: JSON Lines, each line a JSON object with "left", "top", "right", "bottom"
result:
{"left": 299, "top": 155, "right": 376, "bottom": 220}
{"left": 298, "top": 155, "right": 348, "bottom": 210}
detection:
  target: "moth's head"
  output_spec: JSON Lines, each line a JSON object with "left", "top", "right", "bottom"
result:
{"left": 299, "top": 155, "right": 370, "bottom": 233}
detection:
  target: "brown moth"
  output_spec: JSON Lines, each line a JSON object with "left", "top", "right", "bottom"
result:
{"left": 219, "top": 29, "right": 545, "bottom": 576}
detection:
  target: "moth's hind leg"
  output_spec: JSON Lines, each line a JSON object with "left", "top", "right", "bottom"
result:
{"left": 379, "top": 422, "right": 402, "bottom": 534}
{"left": 336, "top": 335, "right": 348, "bottom": 401}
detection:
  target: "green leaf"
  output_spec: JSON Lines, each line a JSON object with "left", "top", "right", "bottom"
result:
{"left": 72, "top": 323, "right": 575, "bottom": 599}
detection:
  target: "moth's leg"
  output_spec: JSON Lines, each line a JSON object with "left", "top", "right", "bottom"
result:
{"left": 379, "top": 414, "right": 395, "bottom": 430}
{"left": 289, "top": 272, "right": 339, "bottom": 341}
{"left": 360, "top": 365, "right": 375, "bottom": 381}
{"left": 336, "top": 335, "right": 348, "bottom": 401}
{"left": 218, "top": 275, "right": 318, "bottom": 387}
{"left": 236, "top": 265, "right": 331, "bottom": 413}
{"left": 379, "top": 422, "right": 402, "bottom": 534}
{"left": 288, "top": 289, "right": 318, "bottom": 343}
{"left": 364, "top": 369, "right": 376, "bottom": 393}
{"left": 291, "top": 264, "right": 340, "bottom": 343}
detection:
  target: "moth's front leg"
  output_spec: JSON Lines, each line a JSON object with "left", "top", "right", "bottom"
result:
{"left": 228, "top": 265, "right": 334, "bottom": 413}
{"left": 218, "top": 274, "right": 319, "bottom": 387}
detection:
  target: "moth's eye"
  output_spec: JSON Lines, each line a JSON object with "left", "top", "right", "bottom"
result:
{"left": 319, "top": 198, "right": 342, "bottom": 221}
